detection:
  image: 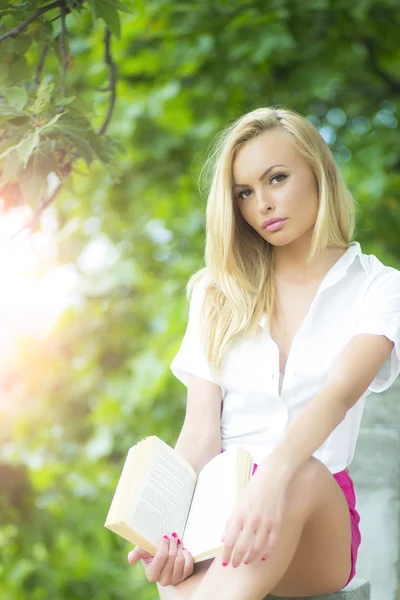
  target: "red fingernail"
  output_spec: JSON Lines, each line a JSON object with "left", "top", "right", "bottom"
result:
{"left": 222, "top": 562, "right": 228, "bottom": 567}
{"left": 177, "top": 539, "right": 181, "bottom": 545}
{"left": 163, "top": 535, "right": 169, "bottom": 539}
{"left": 261, "top": 557, "right": 266, "bottom": 561}
{"left": 244, "top": 561, "right": 248, "bottom": 564}
{"left": 171, "top": 532, "right": 177, "bottom": 538}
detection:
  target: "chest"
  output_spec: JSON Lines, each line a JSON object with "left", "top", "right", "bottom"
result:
{"left": 269, "top": 281, "right": 321, "bottom": 389}
{"left": 219, "top": 270, "right": 365, "bottom": 401}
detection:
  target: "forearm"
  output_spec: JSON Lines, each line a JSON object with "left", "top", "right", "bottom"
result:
{"left": 262, "top": 381, "right": 350, "bottom": 482}
{"left": 174, "top": 427, "right": 222, "bottom": 477}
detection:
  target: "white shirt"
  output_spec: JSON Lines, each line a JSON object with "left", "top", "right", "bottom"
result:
{"left": 170, "top": 242, "right": 400, "bottom": 474}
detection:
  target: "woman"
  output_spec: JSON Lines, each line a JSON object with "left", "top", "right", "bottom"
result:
{"left": 128, "top": 107, "right": 400, "bottom": 599}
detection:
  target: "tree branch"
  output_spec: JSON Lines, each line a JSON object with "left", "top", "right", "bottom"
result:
{"left": 58, "top": 0, "right": 68, "bottom": 112}
{"left": 3, "top": 178, "right": 65, "bottom": 246}
{"left": 97, "top": 28, "right": 117, "bottom": 135}
{"left": 35, "top": 43, "right": 50, "bottom": 84}
{"left": 0, "top": 1, "right": 62, "bottom": 44}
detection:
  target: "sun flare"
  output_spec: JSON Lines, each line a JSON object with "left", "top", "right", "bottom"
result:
{"left": 0, "top": 208, "right": 79, "bottom": 363}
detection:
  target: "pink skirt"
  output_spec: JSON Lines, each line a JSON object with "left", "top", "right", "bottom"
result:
{"left": 221, "top": 450, "right": 361, "bottom": 587}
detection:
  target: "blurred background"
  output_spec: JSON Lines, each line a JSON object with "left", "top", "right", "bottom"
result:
{"left": 0, "top": 1, "right": 399, "bottom": 599}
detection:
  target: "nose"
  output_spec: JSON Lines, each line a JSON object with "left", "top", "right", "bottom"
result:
{"left": 255, "top": 189, "right": 273, "bottom": 213}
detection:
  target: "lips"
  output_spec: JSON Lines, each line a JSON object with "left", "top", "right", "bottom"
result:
{"left": 262, "top": 218, "right": 287, "bottom": 229}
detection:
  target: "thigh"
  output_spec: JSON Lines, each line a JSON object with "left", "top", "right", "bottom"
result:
{"left": 185, "top": 458, "right": 352, "bottom": 600}
{"left": 270, "top": 460, "right": 352, "bottom": 597}
{"left": 156, "top": 558, "right": 214, "bottom": 599}
{"left": 158, "top": 458, "right": 352, "bottom": 600}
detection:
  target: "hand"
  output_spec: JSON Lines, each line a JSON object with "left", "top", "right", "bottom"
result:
{"left": 127, "top": 532, "right": 194, "bottom": 586}
{"left": 220, "top": 461, "right": 289, "bottom": 568}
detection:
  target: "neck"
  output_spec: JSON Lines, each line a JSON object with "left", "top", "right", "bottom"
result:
{"left": 274, "top": 237, "right": 348, "bottom": 284}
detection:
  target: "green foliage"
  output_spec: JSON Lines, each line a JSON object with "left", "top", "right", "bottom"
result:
{"left": 0, "top": 0, "right": 130, "bottom": 213}
{"left": 0, "top": 0, "right": 400, "bottom": 598}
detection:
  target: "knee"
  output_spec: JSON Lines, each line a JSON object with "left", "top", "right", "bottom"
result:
{"left": 298, "top": 456, "right": 326, "bottom": 486}
{"left": 288, "top": 454, "right": 323, "bottom": 484}
{"left": 285, "top": 457, "right": 328, "bottom": 514}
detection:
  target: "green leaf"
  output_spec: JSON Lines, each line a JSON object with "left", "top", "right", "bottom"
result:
{"left": 0, "top": 104, "right": 21, "bottom": 117}
{"left": 0, "top": 86, "right": 29, "bottom": 111}
{"left": 16, "top": 130, "right": 40, "bottom": 168}
{"left": 88, "top": 0, "right": 97, "bottom": 21}
{"left": 0, "top": 132, "right": 33, "bottom": 162}
{"left": 6, "top": 57, "right": 30, "bottom": 85}
{"left": 10, "top": 34, "right": 32, "bottom": 56}
{"left": 94, "top": 0, "right": 121, "bottom": 39}
{"left": 38, "top": 112, "right": 67, "bottom": 133}
{"left": 0, "top": 149, "right": 23, "bottom": 184}
{"left": 97, "top": 0, "right": 135, "bottom": 14}
{"left": 54, "top": 96, "right": 76, "bottom": 107}
{"left": 67, "top": 134, "right": 95, "bottom": 166}
{"left": 0, "top": 62, "right": 9, "bottom": 83}
{"left": 30, "top": 79, "right": 54, "bottom": 115}
{"left": 19, "top": 152, "right": 57, "bottom": 211}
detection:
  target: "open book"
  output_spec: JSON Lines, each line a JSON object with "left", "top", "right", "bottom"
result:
{"left": 104, "top": 436, "right": 255, "bottom": 563}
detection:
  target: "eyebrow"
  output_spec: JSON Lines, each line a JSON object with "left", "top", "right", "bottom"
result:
{"left": 233, "top": 164, "right": 289, "bottom": 188}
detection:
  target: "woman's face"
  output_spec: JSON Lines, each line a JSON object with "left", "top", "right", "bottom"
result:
{"left": 232, "top": 128, "right": 319, "bottom": 247}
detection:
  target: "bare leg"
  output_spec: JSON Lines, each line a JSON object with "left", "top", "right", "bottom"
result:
{"left": 156, "top": 558, "right": 214, "bottom": 599}
{"left": 188, "top": 457, "right": 352, "bottom": 600}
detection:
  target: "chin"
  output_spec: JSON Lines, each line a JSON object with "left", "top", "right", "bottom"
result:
{"left": 260, "top": 231, "right": 291, "bottom": 246}
{"left": 267, "top": 239, "right": 292, "bottom": 247}
{"left": 270, "top": 229, "right": 314, "bottom": 248}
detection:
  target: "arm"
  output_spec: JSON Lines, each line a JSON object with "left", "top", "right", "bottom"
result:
{"left": 174, "top": 374, "right": 222, "bottom": 477}
{"left": 262, "top": 333, "right": 395, "bottom": 481}
{"left": 174, "top": 428, "right": 221, "bottom": 478}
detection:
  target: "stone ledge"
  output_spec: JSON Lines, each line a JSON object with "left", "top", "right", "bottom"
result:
{"left": 267, "top": 579, "right": 370, "bottom": 600}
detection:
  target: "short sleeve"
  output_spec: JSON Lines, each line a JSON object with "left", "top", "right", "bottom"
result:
{"left": 353, "top": 270, "right": 400, "bottom": 393}
{"left": 170, "top": 278, "right": 219, "bottom": 388}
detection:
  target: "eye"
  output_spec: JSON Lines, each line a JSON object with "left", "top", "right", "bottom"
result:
{"left": 237, "top": 188, "right": 252, "bottom": 200}
{"left": 236, "top": 173, "right": 287, "bottom": 200}
{"left": 270, "top": 173, "right": 287, "bottom": 184}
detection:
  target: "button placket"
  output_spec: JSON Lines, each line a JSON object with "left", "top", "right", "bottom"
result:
{"left": 269, "top": 340, "right": 280, "bottom": 393}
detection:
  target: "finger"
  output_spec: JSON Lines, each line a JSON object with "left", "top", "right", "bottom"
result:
{"left": 171, "top": 540, "right": 186, "bottom": 584}
{"left": 243, "top": 523, "right": 270, "bottom": 564}
{"left": 263, "top": 523, "right": 280, "bottom": 558}
{"left": 168, "top": 532, "right": 179, "bottom": 557}
{"left": 243, "top": 517, "right": 272, "bottom": 564}
{"left": 127, "top": 546, "right": 151, "bottom": 564}
{"left": 220, "top": 518, "right": 243, "bottom": 566}
{"left": 181, "top": 547, "right": 195, "bottom": 581}
{"left": 230, "top": 530, "right": 251, "bottom": 567}
{"left": 127, "top": 546, "right": 140, "bottom": 564}
{"left": 158, "top": 532, "right": 178, "bottom": 586}
{"left": 231, "top": 519, "right": 259, "bottom": 567}
{"left": 146, "top": 535, "right": 170, "bottom": 583}
{"left": 256, "top": 523, "right": 276, "bottom": 563}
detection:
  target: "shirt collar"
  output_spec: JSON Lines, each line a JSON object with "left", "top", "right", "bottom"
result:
{"left": 258, "top": 241, "right": 366, "bottom": 330}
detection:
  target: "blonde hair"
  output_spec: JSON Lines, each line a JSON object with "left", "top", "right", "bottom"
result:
{"left": 186, "top": 106, "right": 357, "bottom": 378}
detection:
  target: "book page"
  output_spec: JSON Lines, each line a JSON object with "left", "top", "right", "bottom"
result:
{"left": 182, "top": 448, "right": 241, "bottom": 557}
{"left": 128, "top": 442, "right": 196, "bottom": 546}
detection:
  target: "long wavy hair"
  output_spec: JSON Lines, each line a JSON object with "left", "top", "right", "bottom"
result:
{"left": 186, "top": 106, "right": 357, "bottom": 379}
